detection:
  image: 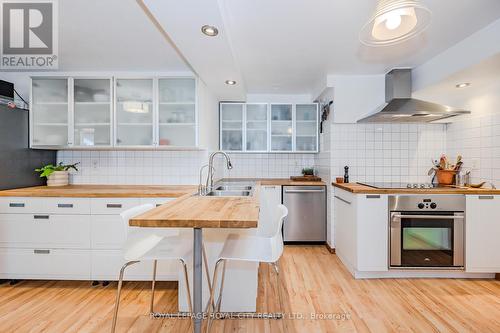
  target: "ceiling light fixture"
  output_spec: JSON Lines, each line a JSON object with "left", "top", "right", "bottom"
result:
{"left": 360, "top": 0, "right": 432, "bottom": 46}
{"left": 225, "top": 80, "right": 237, "bottom": 85}
{"left": 455, "top": 82, "right": 471, "bottom": 88}
{"left": 201, "top": 25, "right": 218, "bottom": 37}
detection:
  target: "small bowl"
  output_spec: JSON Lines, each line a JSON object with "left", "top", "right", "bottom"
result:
{"left": 336, "top": 177, "right": 344, "bottom": 184}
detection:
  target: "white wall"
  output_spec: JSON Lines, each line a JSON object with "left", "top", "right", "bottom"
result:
{"left": 246, "top": 93, "right": 312, "bottom": 103}
{"left": 327, "top": 74, "right": 385, "bottom": 123}
{"left": 198, "top": 80, "right": 220, "bottom": 150}
{"left": 445, "top": 79, "right": 500, "bottom": 187}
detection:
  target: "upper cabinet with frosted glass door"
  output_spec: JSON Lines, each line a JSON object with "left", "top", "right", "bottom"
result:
{"left": 295, "top": 104, "right": 318, "bottom": 152}
{"left": 246, "top": 103, "right": 268, "bottom": 152}
{"left": 31, "top": 78, "right": 70, "bottom": 147}
{"left": 158, "top": 78, "right": 197, "bottom": 147}
{"left": 73, "top": 78, "right": 113, "bottom": 147}
{"left": 270, "top": 104, "right": 293, "bottom": 152}
{"left": 114, "top": 78, "right": 154, "bottom": 146}
{"left": 220, "top": 103, "right": 244, "bottom": 151}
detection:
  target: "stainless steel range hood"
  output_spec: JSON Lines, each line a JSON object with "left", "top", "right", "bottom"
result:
{"left": 357, "top": 69, "right": 470, "bottom": 123}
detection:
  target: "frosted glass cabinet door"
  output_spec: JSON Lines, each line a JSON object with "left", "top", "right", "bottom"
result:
{"left": 246, "top": 104, "right": 268, "bottom": 151}
{"left": 220, "top": 103, "right": 243, "bottom": 151}
{"left": 73, "top": 79, "right": 112, "bottom": 146}
{"left": 31, "top": 78, "right": 69, "bottom": 146}
{"left": 115, "top": 79, "right": 154, "bottom": 146}
{"left": 271, "top": 104, "right": 292, "bottom": 151}
{"left": 158, "top": 78, "right": 196, "bottom": 146}
{"left": 295, "top": 104, "right": 318, "bottom": 152}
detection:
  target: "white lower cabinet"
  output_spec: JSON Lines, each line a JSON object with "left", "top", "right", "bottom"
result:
{"left": 91, "top": 250, "right": 178, "bottom": 281}
{"left": 334, "top": 189, "right": 388, "bottom": 275}
{"left": 0, "top": 214, "right": 91, "bottom": 249}
{"left": 0, "top": 248, "right": 91, "bottom": 280}
{"left": 0, "top": 196, "right": 177, "bottom": 281}
{"left": 466, "top": 195, "right": 500, "bottom": 272}
{"left": 258, "top": 185, "right": 282, "bottom": 235}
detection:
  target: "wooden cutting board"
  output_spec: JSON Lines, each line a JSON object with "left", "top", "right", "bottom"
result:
{"left": 290, "top": 176, "right": 322, "bottom": 182}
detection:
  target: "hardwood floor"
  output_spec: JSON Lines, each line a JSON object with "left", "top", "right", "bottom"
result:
{"left": 0, "top": 246, "right": 499, "bottom": 332}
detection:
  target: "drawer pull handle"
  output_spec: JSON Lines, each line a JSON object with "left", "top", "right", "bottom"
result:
{"left": 366, "top": 195, "right": 381, "bottom": 199}
{"left": 9, "top": 203, "right": 25, "bottom": 208}
{"left": 34, "top": 249, "right": 50, "bottom": 254}
{"left": 334, "top": 195, "right": 351, "bottom": 205}
{"left": 57, "top": 203, "right": 74, "bottom": 208}
{"left": 107, "top": 204, "right": 122, "bottom": 208}
{"left": 34, "top": 215, "right": 50, "bottom": 220}
{"left": 478, "top": 195, "right": 494, "bottom": 200}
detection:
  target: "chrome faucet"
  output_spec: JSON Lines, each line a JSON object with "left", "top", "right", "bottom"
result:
{"left": 198, "top": 164, "right": 215, "bottom": 195}
{"left": 206, "top": 151, "right": 233, "bottom": 192}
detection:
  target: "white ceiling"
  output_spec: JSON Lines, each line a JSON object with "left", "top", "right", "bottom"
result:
{"left": 56, "top": 0, "right": 189, "bottom": 72}
{"left": 28, "top": 0, "right": 500, "bottom": 99}
{"left": 414, "top": 53, "right": 500, "bottom": 105}
{"left": 220, "top": 0, "right": 500, "bottom": 95}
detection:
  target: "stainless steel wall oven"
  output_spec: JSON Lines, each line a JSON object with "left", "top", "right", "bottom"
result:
{"left": 389, "top": 195, "right": 465, "bottom": 269}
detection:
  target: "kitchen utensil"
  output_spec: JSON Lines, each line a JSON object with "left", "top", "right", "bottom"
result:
{"left": 344, "top": 166, "right": 349, "bottom": 183}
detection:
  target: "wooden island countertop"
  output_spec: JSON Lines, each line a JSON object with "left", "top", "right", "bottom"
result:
{"left": 333, "top": 182, "right": 500, "bottom": 195}
{"left": 129, "top": 185, "right": 260, "bottom": 229}
{"left": 0, "top": 185, "right": 197, "bottom": 198}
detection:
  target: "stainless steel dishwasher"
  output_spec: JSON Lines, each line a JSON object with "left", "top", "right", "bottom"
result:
{"left": 282, "top": 185, "right": 326, "bottom": 242}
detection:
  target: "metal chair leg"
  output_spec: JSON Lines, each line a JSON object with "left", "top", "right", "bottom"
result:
{"left": 215, "top": 260, "right": 227, "bottom": 313}
{"left": 110, "top": 260, "right": 140, "bottom": 333}
{"left": 179, "top": 259, "right": 193, "bottom": 314}
{"left": 149, "top": 260, "right": 158, "bottom": 314}
{"left": 202, "top": 244, "right": 217, "bottom": 312}
{"left": 272, "top": 261, "right": 285, "bottom": 324}
{"left": 205, "top": 259, "right": 224, "bottom": 333}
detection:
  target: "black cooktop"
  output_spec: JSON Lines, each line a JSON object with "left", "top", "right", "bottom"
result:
{"left": 358, "top": 182, "right": 439, "bottom": 189}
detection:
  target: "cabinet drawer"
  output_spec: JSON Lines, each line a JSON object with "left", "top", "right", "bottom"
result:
{"left": 0, "top": 248, "right": 91, "bottom": 280}
{"left": 0, "top": 197, "right": 44, "bottom": 214}
{"left": 91, "top": 198, "right": 142, "bottom": 215}
{"left": 44, "top": 198, "right": 91, "bottom": 214}
{"left": 91, "top": 215, "right": 125, "bottom": 249}
{"left": 141, "top": 197, "right": 175, "bottom": 207}
{"left": 91, "top": 250, "right": 178, "bottom": 281}
{"left": 0, "top": 214, "right": 91, "bottom": 249}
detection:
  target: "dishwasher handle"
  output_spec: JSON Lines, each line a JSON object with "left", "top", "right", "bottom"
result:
{"left": 284, "top": 189, "right": 325, "bottom": 194}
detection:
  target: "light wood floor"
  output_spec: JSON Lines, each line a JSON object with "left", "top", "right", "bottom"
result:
{"left": 0, "top": 246, "right": 499, "bottom": 332}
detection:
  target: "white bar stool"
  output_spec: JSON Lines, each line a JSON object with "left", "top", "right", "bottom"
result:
{"left": 205, "top": 204, "right": 289, "bottom": 332}
{"left": 110, "top": 204, "right": 212, "bottom": 333}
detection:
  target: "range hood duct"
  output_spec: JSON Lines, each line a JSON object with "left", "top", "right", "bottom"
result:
{"left": 357, "top": 69, "right": 470, "bottom": 123}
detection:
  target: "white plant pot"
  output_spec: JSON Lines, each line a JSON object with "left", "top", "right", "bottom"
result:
{"left": 47, "top": 171, "right": 69, "bottom": 187}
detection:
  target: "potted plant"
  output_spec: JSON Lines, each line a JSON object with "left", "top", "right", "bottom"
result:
{"left": 302, "top": 167, "right": 315, "bottom": 177}
{"left": 35, "top": 162, "right": 79, "bottom": 186}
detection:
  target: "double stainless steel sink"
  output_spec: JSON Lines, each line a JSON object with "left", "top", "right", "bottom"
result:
{"left": 203, "top": 181, "right": 254, "bottom": 197}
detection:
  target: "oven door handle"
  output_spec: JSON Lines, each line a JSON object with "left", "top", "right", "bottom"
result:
{"left": 392, "top": 214, "right": 464, "bottom": 220}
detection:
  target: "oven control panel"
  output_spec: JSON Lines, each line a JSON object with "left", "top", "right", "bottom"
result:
{"left": 389, "top": 195, "right": 465, "bottom": 212}
{"left": 418, "top": 199, "right": 437, "bottom": 209}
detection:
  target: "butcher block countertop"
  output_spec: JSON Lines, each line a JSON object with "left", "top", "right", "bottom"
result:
{"left": 0, "top": 185, "right": 197, "bottom": 198}
{"left": 129, "top": 186, "right": 260, "bottom": 229}
{"left": 223, "top": 178, "right": 326, "bottom": 186}
{"left": 333, "top": 182, "right": 500, "bottom": 195}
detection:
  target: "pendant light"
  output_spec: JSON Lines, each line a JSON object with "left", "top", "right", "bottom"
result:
{"left": 360, "top": 0, "right": 431, "bottom": 46}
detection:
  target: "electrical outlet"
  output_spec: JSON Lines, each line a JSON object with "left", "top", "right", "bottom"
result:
{"left": 471, "top": 158, "right": 480, "bottom": 170}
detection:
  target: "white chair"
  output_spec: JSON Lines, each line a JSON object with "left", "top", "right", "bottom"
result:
{"left": 205, "top": 204, "right": 289, "bottom": 332}
{"left": 111, "top": 204, "right": 212, "bottom": 333}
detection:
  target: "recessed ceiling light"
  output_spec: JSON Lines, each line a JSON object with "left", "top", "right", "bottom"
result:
{"left": 201, "top": 25, "right": 218, "bottom": 37}
{"left": 455, "top": 82, "right": 471, "bottom": 88}
{"left": 225, "top": 80, "right": 236, "bottom": 85}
